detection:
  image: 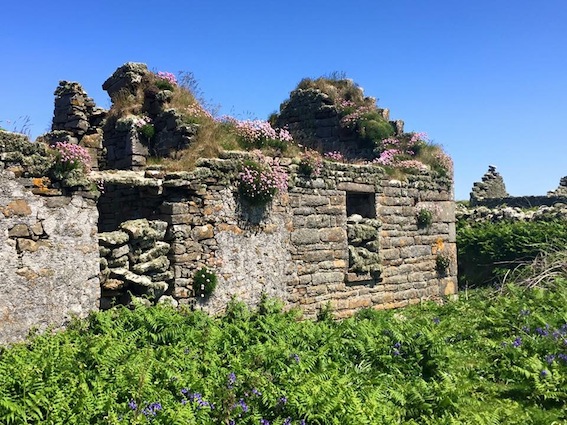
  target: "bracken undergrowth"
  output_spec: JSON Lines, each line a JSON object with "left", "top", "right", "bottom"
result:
{"left": 1, "top": 279, "right": 567, "bottom": 424}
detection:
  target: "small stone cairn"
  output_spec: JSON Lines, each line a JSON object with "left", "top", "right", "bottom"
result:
{"left": 548, "top": 176, "right": 567, "bottom": 196}
{"left": 469, "top": 165, "right": 508, "bottom": 206}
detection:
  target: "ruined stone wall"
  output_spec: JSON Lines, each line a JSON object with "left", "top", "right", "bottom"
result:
{"left": 102, "top": 63, "right": 197, "bottom": 170}
{"left": 0, "top": 132, "right": 99, "bottom": 345}
{"left": 276, "top": 86, "right": 403, "bottom": 160}
{"left": 41, "top": 81, "right": 107, "bottom": 171}
{"left": 94, "top": 154, "right": 456, "bottom": 319}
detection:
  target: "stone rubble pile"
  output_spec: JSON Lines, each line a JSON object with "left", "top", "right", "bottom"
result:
{"left": 98, "top": 218, "right": 174, "bottom": 307}
{"left": 456, "top": 203, "right": 567, "bottom": 223}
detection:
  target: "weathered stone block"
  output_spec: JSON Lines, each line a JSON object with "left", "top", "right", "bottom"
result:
{"left": 111, "top": 244, "right": 130, "bottom": 258}
{"left": 98, "top": 230, "right": 130, "bottom": 247}
{"left": 132, "top": 256, "right": 170, "bottom": 274}
{"left": 192, "top": 224, "right": 214, "bottom": 241}
{"left": 138, "top": 241, "right": 170, "bottom": 263}
{"left": 319, "top": 227, "right": 345, "bottom": 242}
{"left": 108, "top": 255, "right": 129, "bottom": 268}
{"left": 312, "top": 271, "right": 344, "bottom": 285}
{"left": 291, "top": 229, "right": 320, "bottom": 245}
{"left": 8, "top": 224, "right": 30, "bottom": 238}
{"left": 2, "top": 199, "right": 32, "bottom": 217}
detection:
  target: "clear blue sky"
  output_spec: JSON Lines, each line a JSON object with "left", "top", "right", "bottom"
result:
{"left": 2, "top": 0, "right": 566, "bottom": 200}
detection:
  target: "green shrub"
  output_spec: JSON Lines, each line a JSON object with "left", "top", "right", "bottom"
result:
{"left": 457, "top": 219, "right": 567, "bottom": 288}
{"left": 416, "top": 208, "right": 433, "bottom": 228}
{"left": 357, "top": 114, "right": 394, "bottom": 145}
{"left": 435, "top": 253, "right": 451, "bottom": 275}
{"left": 193, "top": 267, "right": 217, "bottom": 298}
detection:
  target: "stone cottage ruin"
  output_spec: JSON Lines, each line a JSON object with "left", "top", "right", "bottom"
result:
{"left": 0, "top": 63, "right": 457, "bottom": 345}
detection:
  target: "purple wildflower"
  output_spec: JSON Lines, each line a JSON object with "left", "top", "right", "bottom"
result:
{"left": 545, "top": 354, "right": 556, "bottom": 365}
{"left": 142, "top": 402, "right": 162, "bottom": 417}
{"left": 227, "top": 372, "right": 237, "bottom": 389}
{"left": 128, "top": 400, "right": 137, "bottom": 411}
{"left": 540, "top": 369, "right": 549, "bottom": 378}
{"left": 512, "top": 337, "right": 522, "bottom": 347}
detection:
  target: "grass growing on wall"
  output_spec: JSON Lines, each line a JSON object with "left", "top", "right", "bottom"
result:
{"left": 1, "top": 282, "right": 567, "bottom": 424}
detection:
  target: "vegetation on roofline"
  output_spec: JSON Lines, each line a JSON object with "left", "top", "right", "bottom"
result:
{"left": 111, "top": 69, "right": 452, "bottom": 180}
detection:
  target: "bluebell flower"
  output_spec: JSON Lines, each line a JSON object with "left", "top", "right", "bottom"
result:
{"left": 128, "top": 400, "right": 137, "bottom": 411}
{"left": 433, "top": 317, "right": 440, "bottom": 324}
{"left": 260, "top": 419, "right": 270, "bottom": 425}
{"left": 278, "top": 396, "right": 288, "bottom": 405}
{"left": 512, "top": 337, "right": 522, "bottom": 347}
{"left": 142, "top": 402, "right": 162, "bottom": 417}
{"left": 227, "top": 372, "right": 237, "bottom": 388}
{"left": 237, "top": 398, "right": 249, "bottom": 413}
{"left": 545, "top": 354, "right": 556, "bottom": 365}
{"left": 540, "top": 369, "right": 549, "bottom": 378}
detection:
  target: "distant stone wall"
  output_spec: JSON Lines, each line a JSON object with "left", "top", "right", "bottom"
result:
{"left": 0, "top": 132, "right": 99, "bottom": 345}
{"left": 470, "top": 166, "right": 567, "bottom": 208}
{"left": 94, "top": 153, "right": 457, "bottom": 319}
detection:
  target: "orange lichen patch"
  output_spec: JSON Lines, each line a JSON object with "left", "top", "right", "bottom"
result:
{"left": 31, "top": 177, "right": 55, "bottom": 195}
{"left": 432, "top": 237, "right": 445, "bottom": 254}
{"left": 32, "top": 177, "right": 50, "bottom": 188}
